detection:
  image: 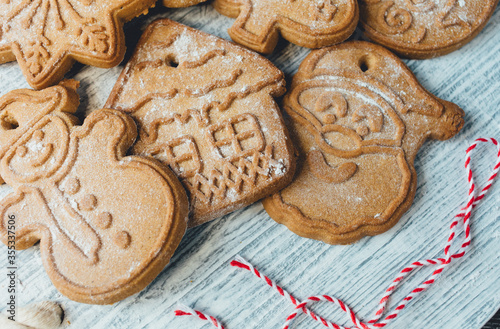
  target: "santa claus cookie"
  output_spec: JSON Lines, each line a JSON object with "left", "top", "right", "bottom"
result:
{"left": 212, "top": 0, "right": 359, "bottom": 54}
{"left": 0, "top": 0, "right": 156, "bottom": 89}
{"left": 106, "top": 19, "right": 295, "bottom": 227}
{"left": 263, "top": 41, "right": 464, "bottom": 244}
{"left": 0, "top": 80, "right": 189, "bottom": 304}
{"left": 359, "top": 0, "right": 499, "bottom": 58}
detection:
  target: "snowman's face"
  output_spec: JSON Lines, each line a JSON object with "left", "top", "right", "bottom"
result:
{"left": 1, "top": 114, "right": 70, "bottom": 185}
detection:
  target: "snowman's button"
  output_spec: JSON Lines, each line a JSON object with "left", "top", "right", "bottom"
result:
{"left": 63, "top": 178, "right": 81, "bottom": 195}
{"left": 79, "top": 194, "right": 97, "bottom": 211}
{"left": 114, "top": 231, "right": 131, "bottom": 249}
{"left": 94, "top": 212, "right": 112, "bottom": 229}
{"left": 16, "top": 146, "right": 28, "bottom": 157}
{"left": 33, "top": 130, "right": 44, "bottom": 141}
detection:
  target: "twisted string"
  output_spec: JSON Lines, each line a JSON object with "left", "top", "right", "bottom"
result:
{"left": 176, "top": 138, "right": 500, "bottom": 329}
{"left": 174, "top": 304, "right": 225, "bottom": 329}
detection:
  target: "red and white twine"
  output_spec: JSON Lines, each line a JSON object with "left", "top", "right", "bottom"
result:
{"left": 175, "top": 138, "right": 500, "bottom": 329}
{"left": 174, "top": 304, "right": 225, "bottom": 329}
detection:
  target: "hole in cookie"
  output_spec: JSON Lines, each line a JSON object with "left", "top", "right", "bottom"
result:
{"left": 358, "top": 55, "right": 378, "bottom": 73}
{"left": 165, "top": 54, "right": 179, "bottom": 68}
{"left": 170, "top": 59, "right": 179, "bottom": 68}
{"left": 1, "top": 116, "right": 19, "bottom": 130}
{"left": 360, "top": 60, "right": 369, "bottom": 73}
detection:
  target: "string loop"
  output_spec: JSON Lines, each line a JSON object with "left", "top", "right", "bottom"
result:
{"left": 175, "top": 138, "right": 500, "bottom": 329}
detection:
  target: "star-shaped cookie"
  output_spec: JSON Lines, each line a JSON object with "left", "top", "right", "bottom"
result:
{"left": 0, "top": 0, "right": 156, "bottom": 89}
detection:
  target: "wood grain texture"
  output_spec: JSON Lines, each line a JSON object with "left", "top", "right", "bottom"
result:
{"left": 1, "top": 4, "right": 499, "bottom": 329}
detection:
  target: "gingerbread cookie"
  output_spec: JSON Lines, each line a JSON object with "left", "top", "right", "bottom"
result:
{"left": 163, "top": 0, "right": 206, "bottom": 7}
{"left": 0, "top": 0, "right": 156, "bottom": 89}
{"left": 105, "top": 19, "right": 295, "bottom": 227}
{"left": 263, "top": 41, "right": 464, "bottom": 244}
{"left": 0, "top": 81, "right": 189, "bottom": 304}
{"left": 212, "top": 0, "right": 359, "bottom": 54}
{"left": 359, "top": 0, "right": 499, "bottom": 58}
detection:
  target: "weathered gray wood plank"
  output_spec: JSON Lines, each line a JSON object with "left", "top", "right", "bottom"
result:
{"left": 1, "top": 3, "right": 499, "bottom": 329}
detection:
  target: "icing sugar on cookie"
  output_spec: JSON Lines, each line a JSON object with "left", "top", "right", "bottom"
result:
{"left": 264, "top": 41, "right": 464, "bottom": 244}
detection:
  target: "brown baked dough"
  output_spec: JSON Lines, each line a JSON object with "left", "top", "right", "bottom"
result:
{"left": 263, "top": 41, "right": 464, "bottom": 244}
{"left": 106, "top": 19, "right": 296, "bottom": 227}
{"left": 0, "top": 0, "right": 156, "bottom": 89}
{"left": 0, "top": 80, "right": 189, "bottom": 304}
{"left": 163, "top": 0, "right": 206, "bottom": 7}
{"left": 359, "top": 0, "right": 499, "bottom": 58}
{"left": 212, "top": 0, "right": 359, "bottom": 54}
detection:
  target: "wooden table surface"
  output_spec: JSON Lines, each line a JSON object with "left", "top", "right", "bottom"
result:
{"left": 1, "top": 3, "right": 499, "bottom": 329}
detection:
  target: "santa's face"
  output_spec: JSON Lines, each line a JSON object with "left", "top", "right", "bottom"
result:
{"left": 290, "top": 79, "right": 405, "bottom": 158}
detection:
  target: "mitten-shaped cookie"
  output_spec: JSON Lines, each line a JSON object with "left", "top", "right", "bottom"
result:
{"left": 106, "top": 19, "right": 295, "bottom": 227}
{"left": 213, "top": 0, "right": 359, "bottom": 54}
{"left": 0, "top": 0, "right": 156, "bottom": 89}
{"left": 359, "top": 0, "right": 499, "bottom": 58}
{"left": 263, "top": 41, "right": 464, "bottom": 244}
{"left": 0, "top": 81, "right": 189, "bottom": 304}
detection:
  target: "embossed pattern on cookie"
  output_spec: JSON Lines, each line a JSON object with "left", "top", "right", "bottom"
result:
{"left": 106, "top": 19, "right": 296, "bottom": 227}
{"left": 212, "top": 0, "right": 359, "bottom": 54}
{"left": 0, "top": 0, "right": 156, "bottom": 89}
{"left": 359, "top": 0, "right": 499, "bottom": 58}
{"left": 263, "top": 41, "right": 464, "bottom": 244}
{"left": 0, "top": 81, "right": 189, "bottom": 304}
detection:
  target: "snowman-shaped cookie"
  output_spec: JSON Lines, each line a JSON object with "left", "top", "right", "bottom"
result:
{"left": 0, "top": 81, "right": 188, "bottom": 304}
